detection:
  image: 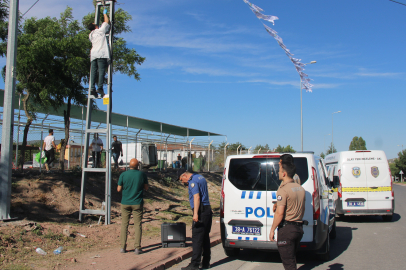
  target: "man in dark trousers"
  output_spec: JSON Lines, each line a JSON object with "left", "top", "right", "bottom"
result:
{"left": 269, "top": 154, "right": 306, "bottom": 270}
{"left": 111, "top": 135, "right": 123, "bottom": 169}
{"left": 178, "top": 169, "right": 212, "bottom": 270}
{"left": 117, "top": 158, "right": 148, "bottom": 254}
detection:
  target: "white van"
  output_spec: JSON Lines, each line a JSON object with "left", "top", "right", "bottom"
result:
{"left": 324, "top": 150, "right": 394, "bottom": 221}
{"left": 220, "top": 152, "right": 336, "bottom": 260}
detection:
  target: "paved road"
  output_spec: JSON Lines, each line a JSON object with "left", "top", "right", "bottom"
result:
{"left": 170, "top": 184, "right": 406, "bottom": 270}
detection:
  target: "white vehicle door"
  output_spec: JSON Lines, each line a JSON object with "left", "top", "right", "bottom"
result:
{"left": 341, "top": 153, "right": 368, "bottom": 211}
{"left": 316, "top": 160, "right": 330, "bottom": 227}
{"left": 363, "top": 151, "right": 392, "bottom": 210}
{"left": 225, "top": 157, "right": 269, "bottom": 242}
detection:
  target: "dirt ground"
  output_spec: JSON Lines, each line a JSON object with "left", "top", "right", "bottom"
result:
{"left": 0, "top": 169, "right": 222, "bottom": 270}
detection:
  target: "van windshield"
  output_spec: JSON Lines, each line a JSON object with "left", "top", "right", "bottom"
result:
{"left": 228, "top": 157, "right": 309, "bottom": 191}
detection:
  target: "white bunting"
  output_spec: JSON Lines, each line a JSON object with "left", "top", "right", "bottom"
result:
{"left": 243, "top": 0, "right": 314, "bottom": 92}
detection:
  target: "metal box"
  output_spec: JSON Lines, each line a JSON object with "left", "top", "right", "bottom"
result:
{"left": 161, "top": 222, "right": 186, "bottom": 248}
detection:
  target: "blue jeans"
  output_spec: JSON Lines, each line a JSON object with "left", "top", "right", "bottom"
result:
{"left": 90, "top": 58, "right": 107, "bottom": 93}
{"left": 112, "top": 152, "right": 119, "bottom": 169}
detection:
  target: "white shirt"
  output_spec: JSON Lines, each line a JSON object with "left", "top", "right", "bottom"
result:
{"left": 89, "top": 22, "right": 111, "bottom": 62}
{"left": 92, "top": 138, "right": 103, "bottom": 152}
{"left": 44, "top": 135, "right": 55, "bottom": 151}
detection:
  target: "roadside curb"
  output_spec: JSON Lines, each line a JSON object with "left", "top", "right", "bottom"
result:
{"left": 146, "top": 238, "right": 222, "bottom": 270}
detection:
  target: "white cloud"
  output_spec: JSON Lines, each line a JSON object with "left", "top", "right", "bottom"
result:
{"left": 355, "top": 72, "right": 403, "bottom": 77}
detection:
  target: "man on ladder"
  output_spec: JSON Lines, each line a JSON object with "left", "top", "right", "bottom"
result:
{"left": 88, "top": 7, "right": 110, "bottom": 98}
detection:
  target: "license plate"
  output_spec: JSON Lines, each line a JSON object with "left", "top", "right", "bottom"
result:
{"left": 232, "top": 226, "right": 261, "bottom": 235}
{"left": 347, "top": 201, "right": 364, "bottom": 207}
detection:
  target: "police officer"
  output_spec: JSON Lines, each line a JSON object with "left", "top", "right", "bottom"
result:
{"left": 178, "top": 168, "right": 212, "bottom": 270}
{"left": 269, "top": 154, "right": 306, "bottom": 270}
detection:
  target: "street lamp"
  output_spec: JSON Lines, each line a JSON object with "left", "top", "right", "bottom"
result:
{"left": 332, "top": 111, "right": 341, "bottom": 151}
{"left": 301, "top": 60, "right": 317, "bottom": 151}
{"left": 324, "top": 134, "right": 331, "bottom": 154}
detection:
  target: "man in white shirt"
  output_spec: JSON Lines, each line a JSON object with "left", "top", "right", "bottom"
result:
{"left": 90, "top": 133, "right": 104, "bottom": 168}
{"left": 88, "top": 8, "right": 110, "bottom": 98}
{"left": 42, "top": 129, "right": 56, "bottom": 172}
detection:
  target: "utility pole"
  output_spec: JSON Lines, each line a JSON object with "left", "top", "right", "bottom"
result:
{"left": 0, "top": 0, "right": 19, "bottom": 221}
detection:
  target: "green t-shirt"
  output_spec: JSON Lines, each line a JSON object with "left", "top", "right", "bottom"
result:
{"left": 118, "top": 169, "right": 148, "bottom": 205}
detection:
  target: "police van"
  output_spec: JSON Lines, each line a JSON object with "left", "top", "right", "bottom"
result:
{"left": 220, "top": 152, "right": 336, "bottom": 260}
{"left": 324, "top": 150, "right": 394, "bottom": 221}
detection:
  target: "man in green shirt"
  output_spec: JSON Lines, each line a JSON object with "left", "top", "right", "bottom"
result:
{"left": 117, "top": 158, "right": 149, "bottom": 254}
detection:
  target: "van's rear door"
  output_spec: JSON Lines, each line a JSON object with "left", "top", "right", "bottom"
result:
{"left": 363, "top": 151, "right": 392, "bottom": 211}
{"left": 225, "top": 158, "right": 269, "bottom": 242}
{"left": 341, "top": 152, "right": 368, "bottom": 212}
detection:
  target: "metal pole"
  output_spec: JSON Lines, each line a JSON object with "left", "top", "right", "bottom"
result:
{"left": 15, "top": 94, "right": 21, "bottom": 168}
{"left": 80, "top": 106, "right": 84, "bottom": 168}
{"left": 300, "top": 77, "right": 303, "bottom": 151}
{"left": 208, "top": 140, "right": 213, "bottom": 172}
{"left": 224, "top": 143, "right": 229, "bottom": 167}
{"left": 135, "top": 129, "right": 142, "bottom": 165}
{"left": 332, "top": 113, "right": 334, "bottom": 150}
{"left": 165, "top": 134, "right": 171, "bottom": 170}
{"left": 0, "top": 0, "right": 19, "bottom": 221}
{"left": 190, "top": 137, "right": 195, "bottom": 171}
{"left": 67, "top": 137, "right": 70, "bottom": 169}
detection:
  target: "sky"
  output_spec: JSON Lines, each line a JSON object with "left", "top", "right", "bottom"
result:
{"left": 1, "top": 0, "right": 405, "bottom": 159}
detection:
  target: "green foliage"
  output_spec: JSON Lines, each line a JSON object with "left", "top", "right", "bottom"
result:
{"left": 349, "top": 136, "right": 367, "bottom": 150}
{"left": 326, "top": 143, "right": 337, "bottom": 155}
{"left": 393, "top": 150, "right": 406, "bottom": 178}
{"left": 320, "top": 152, "right": 325, "bottom": 159}
{"left": 0, "top": 0, "right": 8, "bottom": 44}
{"left": 254, "top": 144, "right": 270, "bottom": 151}
{"left": 275, "top": 144, "right": 296, "bottom": 153}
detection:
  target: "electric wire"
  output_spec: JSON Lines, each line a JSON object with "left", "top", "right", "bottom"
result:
{"left": 389, "top": 0, "right": 406, "bottom": 6}
{"left": 22, "top": 0, "right": 40, "bottom": 18}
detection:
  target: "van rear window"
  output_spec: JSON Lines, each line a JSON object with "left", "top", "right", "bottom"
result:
{"left": 228, "top": 157, "right": 309, "bottom": 191}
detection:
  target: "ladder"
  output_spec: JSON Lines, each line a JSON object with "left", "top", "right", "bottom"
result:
{"left": 79, "top": 0, "right": 115, "bottom": 225}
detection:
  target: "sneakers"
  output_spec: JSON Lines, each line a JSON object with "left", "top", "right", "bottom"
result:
{"left": 181, "top": 263, "right": 200, "bottom": 270}
{"left": 120, "top": 248, "right": 126, "bottom": 253}
{"left": 97, "top": 90, "right": 105, "bottom": 98}
{"left": 134, "top": 248, "right": 142, "bottom": 255}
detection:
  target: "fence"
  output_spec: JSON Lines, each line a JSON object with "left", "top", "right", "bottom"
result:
{"left": 0, "top": 111, "right": 225, "bottom": 171}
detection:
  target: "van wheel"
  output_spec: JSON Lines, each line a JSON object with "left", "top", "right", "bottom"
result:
{"left": 224, "top": 248, "right": 240, "bottom": 257}
{"left": 330, "top": 220, "right": 337, "bottom": 239}
{"left": 382, "top": 215, "right": 393, "bottom": 222}
{"left": 318, "top": 233, "right": 330, "bottom": 261}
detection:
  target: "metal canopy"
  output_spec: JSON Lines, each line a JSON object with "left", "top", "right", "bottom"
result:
{"left": 0, "top": 89, "right": 222, "bottom": 137}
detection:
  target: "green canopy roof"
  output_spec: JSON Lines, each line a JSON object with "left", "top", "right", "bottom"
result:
{"left": 0, "top": 89, "right": 222, "bottom": 137}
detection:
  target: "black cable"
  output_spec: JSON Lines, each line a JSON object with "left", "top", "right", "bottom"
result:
{"left": 389, "top": 0, "right": 406, "bottom": 6}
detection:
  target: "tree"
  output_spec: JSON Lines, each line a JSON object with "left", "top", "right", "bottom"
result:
{"left": 254, "top": 144, "right": 270, "bottom": 151}
{"left": 0, "top": 0, "right": 8, "bottom": 42}
{"left": 326, "top": 143, "right": 337, "bottom": 155}
{"left": 320, "top": 152, "right": 325, "bottom": 159}
{"left": 1, "top": 14, "right": 74, "bottom": 169}
{"left": 275, "top": 144, "right": 296, "bottom": 153}
{"left": 349, "top": 136, "right": 367, "bottom": 150}
{"left": 394, "top": 150, "right": 406, "bottom": 179}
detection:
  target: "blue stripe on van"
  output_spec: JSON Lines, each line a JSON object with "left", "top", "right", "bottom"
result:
{"left": 238, "top": 237, "right": 242, "bottom": 240}
{"left": 241, "top": 191, "right": 246, "bottom": 199}
{"left": 245, "top": 237, "right": 250, "bottom": 240}
{"left": 257, "top": 192, "right": 262, "bottom": 199}
{"left": 249, "top": 191, "right": 254, "bottom": 199}
{"left": 272, "top": 191, "right": 276, "bottom": 199}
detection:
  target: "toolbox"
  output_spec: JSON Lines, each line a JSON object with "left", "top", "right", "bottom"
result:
{"left": 161, "top": 222, "right": 186, "bottom": 248}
